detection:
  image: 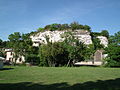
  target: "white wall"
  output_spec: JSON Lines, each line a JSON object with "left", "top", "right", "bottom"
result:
{"left": 6, "top": 51, "right": 25, "bottom": 64}
{"left": 6, "top": 52, "right": 13, "bottom": 61}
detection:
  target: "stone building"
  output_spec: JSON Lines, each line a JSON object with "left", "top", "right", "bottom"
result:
{"left": 5, "top": 49, "right": 25, "bottom": 64}
{"left": 94, "top": 50, "right": 104, "bottom": 62}
{"left": 74, "top": 50, "right": 107, "bottom": 66}
{"left": 93, "top": 50, "right": 105, "bottom": 65}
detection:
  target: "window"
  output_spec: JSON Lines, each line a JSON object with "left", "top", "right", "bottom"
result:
{"left": 10, "top": 52, "right": 12, "bottom": 55}
{"left": 19, "top": 58, "right": 22, "bottom": 62}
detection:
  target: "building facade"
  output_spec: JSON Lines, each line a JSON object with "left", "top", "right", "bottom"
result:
{"left": 5, "top": 49, "right": 25, "bottom": 64}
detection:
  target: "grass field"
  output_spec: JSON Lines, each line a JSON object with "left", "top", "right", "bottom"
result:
{"left": 0, "top": 66, "right": 120, "bottom": 90}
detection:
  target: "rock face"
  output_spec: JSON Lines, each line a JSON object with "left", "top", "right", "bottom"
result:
{"left": 30, "top": 31, "right": 65, "bottom": 46}
{"left": 74, "top": 30, "right": 92, "bottom": 45}
{"left": 30, "top": 30, "right": 108, "bottom": 47}
{"left": 97, "top": 36, "right": 108, "bottom": 47}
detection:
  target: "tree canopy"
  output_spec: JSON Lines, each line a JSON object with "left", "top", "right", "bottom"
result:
{"left": 105, "top": 31, "right": 120, "bottom": 67}
{"left": 39, "top": 31, "right": 94, "bottom": 67}
{"left": 1, "top": 22, "right": 112, "bottom": 67}
{"left": 30, "top": 22, "right": 92, "bottom": 35}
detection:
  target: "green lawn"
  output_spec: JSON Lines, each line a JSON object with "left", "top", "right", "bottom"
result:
{"left": 0, "top": 66, "right": 120, "bottom": 90}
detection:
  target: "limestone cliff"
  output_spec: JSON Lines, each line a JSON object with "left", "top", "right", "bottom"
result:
{"left": 30, "top": 30, "right": 108, "bottom": 47}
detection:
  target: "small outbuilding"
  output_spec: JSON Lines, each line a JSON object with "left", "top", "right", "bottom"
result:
{"left": 0, "top": 57, "right": 5, "bottom": 69}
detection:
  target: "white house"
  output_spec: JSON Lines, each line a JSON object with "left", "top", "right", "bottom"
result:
{"left": 5, "top": 49, "right": 25, "bottom": 64}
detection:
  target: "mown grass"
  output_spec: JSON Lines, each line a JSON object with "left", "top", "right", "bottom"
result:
{"left": 0, "top": 66, "right": 120, "bottom": 90}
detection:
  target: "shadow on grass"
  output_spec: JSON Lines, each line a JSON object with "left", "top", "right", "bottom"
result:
{"left": 0, "top": 68, "right": 14, "bottom": 71}
{"left": 0, "top": 78, "right": 120, "bottom": 90}
{"left": 74, "top": 65, "right": 100, "bottom": 67}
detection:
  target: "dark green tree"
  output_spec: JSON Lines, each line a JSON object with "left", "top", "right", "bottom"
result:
{"left": 92, "top": 37, "right": 104, "bottom": 50}
{"left": 37, "top": 27, "right": 44, "bottom": 32}
{"left": 8, "top": 32, "right": 39, "bottom": 65}
{"left": 101, "top": 30, "right": 109, "bottom": 38}
{"left": 105, "top": 31, "right": 120, "bottom": 67}
{"left": 109, "top": 31, "right": 120, "bottom": 44}
{"left": 60, "top": 24, "right": 70, "bottom": 30}
{"left": 0, "top": 39, "right": 4, "bottom": 57}
{"left": 0, "top": 39, "right": 2, "bottom": 46}
{"left": 83, "top": 25, "right": 91, "bottom": 32}
{"left": 105, "top": 44, "right": 120, "bottom": 67}
{"left": 39, "top": 42, "right": 67, "bottom": 67}
{"left": 8, "top": 32, "right": 21, "bottom": 63}
{"left": 70, "top": 22, "right": 80, "bottom": 30}
{"left": 61, "top": 32, "right": 87, "bottom": 66}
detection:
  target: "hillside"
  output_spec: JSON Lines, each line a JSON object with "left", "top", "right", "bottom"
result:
{"left": 30, "top": 30, "right": 108, "bottom": 47}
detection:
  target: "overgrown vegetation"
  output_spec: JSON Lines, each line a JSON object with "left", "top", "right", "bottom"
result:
{"left": 104, "top": 31, "right": 120, "bottom": 67}
{"left": 7, "top": 32, "right": 39, "bottom": 65}
{"left": 32, "top": 22, "right": 91, "bottom": 35}
{"left": 0, "top": 39, "right": 8, "bottom": 57}
{"left": 39, "top": 32, "right": 90, "bottom": 67}
{"left": 1, "top": 22, "right": 120, "bottom": 67}
{"left": 91, "top": 30, "right": 109, "bottom": 38}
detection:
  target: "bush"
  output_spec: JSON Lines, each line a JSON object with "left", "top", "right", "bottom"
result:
{"left": 104, "top": 58, "right": 120, "bottom": 67}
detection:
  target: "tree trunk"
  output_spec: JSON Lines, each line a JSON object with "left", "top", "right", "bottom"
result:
{"left": 67, "top": 59, "right": 71, "bottom": 67}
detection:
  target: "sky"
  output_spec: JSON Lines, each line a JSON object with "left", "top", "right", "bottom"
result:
{"left": 0, "top": 0, "right": 120, "bottom": 40}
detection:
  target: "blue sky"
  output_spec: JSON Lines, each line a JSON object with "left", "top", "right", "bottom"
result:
{"left": 0, "top": 0, "right": 120, "bottom": 40}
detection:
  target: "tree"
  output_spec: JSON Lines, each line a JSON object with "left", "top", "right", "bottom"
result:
{"left": 50, "top": 23, "right": 61, "bottom": 31}
{"left": 109, "top": 31, "right": 120, "bottom": 45}
{"left": 39, "top": 31, "right": 95, "bottom": 67}
{"left": 37, "top": 27, "right": 44, "bottom": 32}
{"left": 105, "top": 44, "right": 120, "bottom": 67}
{"left": 84, "top": 44, "right": 95, "bottom": 61}
{"left": 44, "top": 23, "right": 61, "bottom": 31}
{"left": 0, "top": 39, "right": 2, "bottom": 46}
{"left": 8, "top": 32, "right": 22, "bottom": 63}
{"left": 104, "top": 31, "right": 120, "bottom": 67}
{"left": 0, "top": 39, "right": 8, "bottom": 57}
{"left": 101, "top": 30, "right": 109, "bottom": 38}
{"left": 0, "top": 39, "right": 4, "bottom": 49}
{"left": 0, "top": 39, "right": 4, "bottom": 57}
{"left": 39, "top": 34, "right": 68, "bottom": 67}
{"left": 83, "top": 25, "right": 91, "bottom": 32}
{"left": 39, "top": 42, "right": 67, "bottom": 67}
{"left": 25, "top": 46, "right": 39, "bottom": 65}
{"left": 70, "top": 22, "right": 80, "bottom": 30}
{"left": 8, "top": 32, "right": 21, "bottom": 42}
{"left": 44, "top": 25, "right": 51, "bottom": 30}
{"left": 39, "top": 31, "right": 88, "bottom": 67}
{"left": 8, "top": 32, "right": 39, "bottom": 64}
{"left": 92, "top": 37, "right": 104, "bottom": 50}
{"left": 60, "top": 24, "right": 70, "bottom": 30}
{"left": 61, "top": 32, "right": 87, "bottom": 66}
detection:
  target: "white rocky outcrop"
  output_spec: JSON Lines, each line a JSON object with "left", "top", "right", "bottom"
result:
{"left": 30, "top": 30, "right": 93, "bottom": 47}
{"left": 97, "top": 36, "right": 108, "bottom": 47}
{"left": 74, "top": 30, "right": 92, "bottom": 45}
{"left": 30, "top": 30, "right": 108, "bottom": 47}
{"left": 30, "top": 31, "right": 65, "bottom": 46}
